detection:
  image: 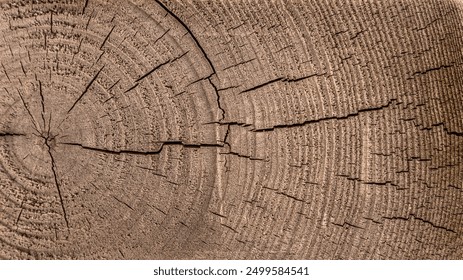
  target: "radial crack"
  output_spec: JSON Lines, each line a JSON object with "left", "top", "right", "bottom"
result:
{"left": 100, "top": 25, "right": 115, "bottom": 50}
{"left": 60, "top": 140, "right": 224, "bottom": 156}
{"left": 67, "top": 65, "right": 105, "bottom": 114}
{"left": 38, "top": 80, "right": 46, "bottom": 131}
{"left": 44, "top": 138, "right": 69, "bottom": 228}
{"left": 253, "top": 99, "right": 397, "bottom": 132}
{"left": 82, "top": 0, "right": 90, "bottom": 14}
{"left": 411, "top": 64, "right": 453, "bottom": 76}
{"left": 0, "top": 132, "right": 26, "bottom": 137}
{"left": 240, "top": 73, "right": 326, "bottom": 94}
{"left": 135, "top": 52, "right": 188, "bottom": 84}
{"left": 382, "top": 214, "right": 456, "bottom": 234}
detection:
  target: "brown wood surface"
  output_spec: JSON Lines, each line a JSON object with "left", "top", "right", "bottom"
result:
{"left": 0, "top": 0, "right": 462, "bottom": 259}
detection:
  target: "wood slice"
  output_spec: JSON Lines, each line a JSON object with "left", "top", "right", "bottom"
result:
{"left": 0, "top": 0, "right": 462, "bottom": 259}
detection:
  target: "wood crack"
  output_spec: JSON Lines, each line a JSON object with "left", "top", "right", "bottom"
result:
{"left": 44, "top": 138, "right": 69, "bottom": 229}
{"left": 253, "top": 99, "right": 397, "bottom": 132}
{"left": 382, "top": 214, "right": 456, "bottom": 234}
{"left": 60, "top": 140, "right": 224, "bottom": 156}
{"left": 67, "top": 65, "right": 105, "bottom": 114}
{"left": 240, "top": 73, "right": 326, "bottom": 94}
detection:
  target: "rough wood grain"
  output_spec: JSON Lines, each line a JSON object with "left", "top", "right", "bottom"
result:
{"left": 0, "top": 0, "right": 462, "bottom": 259}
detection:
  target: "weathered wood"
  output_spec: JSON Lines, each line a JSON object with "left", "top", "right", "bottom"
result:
{"left": 0, "top": 0, "right": 462, "bottom": 259}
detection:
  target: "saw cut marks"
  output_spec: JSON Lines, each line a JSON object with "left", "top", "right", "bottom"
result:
{"left": 0, "top": 0, "right": 462, "bottom": 259}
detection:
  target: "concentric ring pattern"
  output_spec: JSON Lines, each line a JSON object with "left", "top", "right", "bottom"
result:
{"left": 0, "top": 0, "right": 462, "bottom": 259}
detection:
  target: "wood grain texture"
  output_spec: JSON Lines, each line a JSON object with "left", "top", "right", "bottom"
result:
{"left": 0, "top": 0, "right": 462, "bottom": 259}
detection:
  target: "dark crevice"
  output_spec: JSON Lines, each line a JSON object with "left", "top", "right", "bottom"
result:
{"left": 85, "top": 10, "right": 93, "bottom": 30}
{"left": 332, "top": 222, "right": 364, "bottom": 229}
{"left": 222, "top": 58, "right": 256, "bottom": 71}
{"left": 363, "top": 217, "right": 382, "bottom": 224}
{"left": 219, "top": 151, "right": 266, "bottom": 161}
{"left": 2, "top": 63, "right": 11, "bottom": 81}
{"left": 50, "top": 11, "right": 53, "bottom": 33}
{"left": 220, "top": 223, "right": 238, "bottom": 233}
{"left": 209, "top": 211, "right": 227, "bottom": 218}
{"left": 148, "top": 204, "right": 167, "bottom": 215}
{"left": 382, "top": 214, "right": 456, "bottom": 234}
{"left": 362, "top": 181, "right": 398, "bottom": 186}
{"left": 443, "top": 127, "right": 463, "bottom": 137}
{"left": 100, "top": 25, "right": 115, "bottom": 50}
{"left": 135, "top": 59, "right": 170, "bottom": 83}
{"left": 82, "top": 0, "right": 89, "bottom": 14}
{"left": 411, "top": 64, "right": 454, "bottom": 77}
{"left": 240, "top": 77, "right": 283, "bottom": 94}
{"left": 67, "top": 65, "right": 105, "bottom": 114}
{"left": 38, "top": 80, "right": 46, "bottom": 131}
{"left": 419, "top": 122, "right": 463, "bottom": 137}
{"left": 44, "top": 138, "right": 69, "bottom": 229}
{"left": 37, "top": 82, "right": 68, "bottom": 229}
{"left": 15, "top": 199, "right": 25, "bottom": 225}
{"left": 123, "top": 83, "right": 139, "bottom": 94}
{"left": 93, "top": 51, "right": 105, "bottom": 67}
{"left": 206, "top": 121, "right": 252, "bottom": 127}
{"left": 350, "top": 29, "right": 366, "bottom": 40}
{"left": 154, "top": 0, "right": 226, "bottom": 124}
{"left": 112, "top": 195, "right": 134, "bottom": 211}
{"left": 222, "top": 124, "right": 231, "bottom": 145}
{"left": 285, "top": 72, "right": 327, "bottom": 83}
{"left": 276, "top": 191, "right": 307, "bottom": 203}
{"left": 0, "top": 132, "right": 26, "bottom": 137}
{"left": 135, "top": 52, "right": 187, "bottom": 84}
{"left": 107, "top": 79, "right": 120, "bottom": 91}
{"left": 240, "top": 73, "right": 326, "bottom": 94}
{"left": 207, "top": 77, "right": 225, "bottom": 121}
{"left": 59, "top": 140, "right": 224, "bottom": 156}
{"left": 337, "top": 175, "right": 399, "bottom": 187}
{"left": 19, "top": 61, "right": 26, "bottom": 76}
{"left": 155, "top": 0, "right": 216, "bottom": 74}
{"left": 152, "top": 28, "right": 170, "bottom": 46}
{"left": 254, "top": 99, "right": 397, "bottom": 132}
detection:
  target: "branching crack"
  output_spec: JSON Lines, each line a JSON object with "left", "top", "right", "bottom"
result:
{"left": 154, "top": 0, "right": 225, "bottom": 123}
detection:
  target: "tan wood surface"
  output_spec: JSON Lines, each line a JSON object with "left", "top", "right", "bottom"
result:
{"left": 0, "top": 0, "right": 462, "bottom": 259}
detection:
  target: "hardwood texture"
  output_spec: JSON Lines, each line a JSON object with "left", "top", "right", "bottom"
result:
{"left": 0, "top": 0, "right": 462, "bottom": 259}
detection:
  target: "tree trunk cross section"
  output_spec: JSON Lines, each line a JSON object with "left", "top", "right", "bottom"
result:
{"left": 0, "top": 0, "right": 461, "bottom": 259}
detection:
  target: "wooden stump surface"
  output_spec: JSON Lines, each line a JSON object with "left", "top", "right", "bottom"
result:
{"left": 0, "top": 0, "right": 462, "bottom": 259}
